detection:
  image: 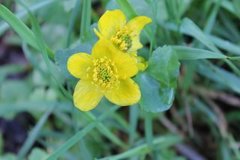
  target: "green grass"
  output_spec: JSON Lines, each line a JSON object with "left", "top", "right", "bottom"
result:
{"left": 0, "top": 0, "right": 240, "bottom": 159}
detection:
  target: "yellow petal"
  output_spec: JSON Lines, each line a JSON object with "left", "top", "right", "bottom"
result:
{"left": 73, "top": 80, "right": 103, "bottom": 111}
{"left": 128, "top": 53, "right": 147, "bottom": 71}
{"left": 129, "top": 52, "right": 137, "bottom": 57}
{"left": 93, "top": 28, "right": 102, "bottom": 38}
{"left": 136, "top": 56, "right": 148, "bottom": 71}
{"left": 105, "top": 79, "right": 140, "bottom": 106}
{"left": 92, "top": 39, "right": 115, "bottom": 59}
{"left": 126, "top": 16, "right": 152, "bottom": 35}
{"left": 126, "top": 16, "right": 151, "bottom": 52}
{"left": 67, "top": 53, "right": 92, "bottom": 79}
{"left": 98, "top": 10, "right": 126, "bottom": 39}
{"left": 128, "top": 36, "right": 143, "bottom": 52}
{"left": 113, "top": 51, "right": 138, "bottom": 79}
{"left": 92, "top": 39, "right": 138, "bottom": 78}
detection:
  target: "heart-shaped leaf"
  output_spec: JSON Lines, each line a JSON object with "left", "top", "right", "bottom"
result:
{"left": 148, "top": 46, "right": 180, "bottom": 88}
{"left": 135, "top": 72, "right": 175, "bottom": 112}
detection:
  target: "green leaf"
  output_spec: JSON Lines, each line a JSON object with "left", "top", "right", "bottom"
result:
{"left": 135, "top": 72, "right": 175, "bottom": 112}
{"left": 173, "top": 46, "right": 227, "bottom": 60}
{"left": 55, "top": 44, "right": 92, "bottom": 79}
{"left": 148, "top": 46, "right": 180, "bottom": 87}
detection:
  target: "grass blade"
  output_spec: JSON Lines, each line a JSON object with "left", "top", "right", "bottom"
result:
{"left": 210, "top": 0, "right": 240, "bottom": 19}
{"left": 46, "top": 106, "right": 118, "bottom": 160}
{"left": 80, "top": 0, "right": 91, "bottom": 42}
{"left": 17, "top": 107, "right": 54, "bottom": 159}
{"left": 129, "top": 105, "right": 139, "bottom": 145}
{"left": 208, "top": 35, "right": 240, "bottom": 56}
{"left": 180, "top": 18, "right": 240, "bottom": 76}
{"left": 84, "top": 112, "right": 127, "bottom": 148}
{"left": 0, "top": 4, "right": 38, "bottom": 49}
{"left": 116, "top": 0, "right": 137, "bottom": 18}
{"left": 98, "top": 135, "right": 181, "bottom": 160}
{"left": 0, "top": 0, "right": 56, "bottom": 36}
{"left": 66, "top": 0, "right": 81, "bottom": 47}
{"left": 173, "top": 46, "right": 226, "bottom": 60}
{"left": 197, "top": 61, "right": 240, "bottom": 94}
{"left": 97, "top": 123, "right": 127, "bottom": 148}
{"left": 144, "top": 112, "right": 153, "bottom": 147}
{"left": 180, "top": 18, "right": 219, "bottom": 52}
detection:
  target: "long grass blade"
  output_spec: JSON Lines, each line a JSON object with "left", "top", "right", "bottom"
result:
{"left": 0, "top": 4, "right": 38, "bottom": 49}
{"left": 17, "top": 107, "right": 54, "bottom": 159}
{"left": 46, "top": 106, "right": 118, "bottom": 160}
{"left": 80, "top": 0, "right": 91, "bottom": 42}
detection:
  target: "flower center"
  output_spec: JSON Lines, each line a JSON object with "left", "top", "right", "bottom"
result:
{"left": 92, "top": 57, "right": 118, "bottom": 90}
{"left": 111, "top": 27, "right": 132, "bottom": 52}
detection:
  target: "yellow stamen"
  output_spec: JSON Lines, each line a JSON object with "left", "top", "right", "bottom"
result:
{"left": 91, "top": 56, "right": 118, "bottom": 90}
{"left": 111, "top": 27, "right": 132, "bottom": 52}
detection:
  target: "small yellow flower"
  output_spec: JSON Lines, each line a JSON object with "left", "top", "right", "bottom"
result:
{"left": 94, "top": 9, "right": 152, "bottom": 53}
{"left": 67, "top": 40, "right": 141, "bottom": 111}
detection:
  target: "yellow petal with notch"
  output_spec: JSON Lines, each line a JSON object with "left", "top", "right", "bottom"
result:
{"left": 127, "top": 16, "right": 152, "bottom": 35}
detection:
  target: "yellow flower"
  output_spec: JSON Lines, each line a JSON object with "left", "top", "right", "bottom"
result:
{"left": 67, "top": 40, "right": 141, "bottom": 111}
{"left": 94, "top": 9, "right": 152, "bottom": 53}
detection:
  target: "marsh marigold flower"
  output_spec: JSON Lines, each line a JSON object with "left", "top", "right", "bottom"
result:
{"left": 94, "top": 10, "right": 152, "bottom": 54}
{"left": 67, "top": 40, "right": 141, "bottom": 111}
